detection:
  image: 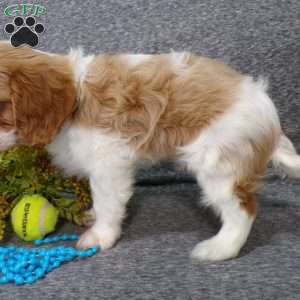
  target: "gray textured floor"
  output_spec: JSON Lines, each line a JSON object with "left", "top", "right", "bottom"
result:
{"left": 0, "top": 0, "right": 300, "bottom": 299}
{"left": 2, "top": 181, "right": 300, "bottom": 300}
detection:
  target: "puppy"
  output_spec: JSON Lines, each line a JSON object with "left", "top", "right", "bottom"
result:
{"left": 0, "top": 41, "right": 299, "bottom": 261}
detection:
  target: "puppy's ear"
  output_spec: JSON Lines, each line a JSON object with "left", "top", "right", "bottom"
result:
{"left": 9, "top": 61, "right": 76, "bottom": 145}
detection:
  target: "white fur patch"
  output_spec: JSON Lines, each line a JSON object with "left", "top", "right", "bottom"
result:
{"left": 48, "top": 125, "right": 136, "bottom": 250}
{"left": 121, "top": 54, "right": 152, "bottom": 68}
{"left": 47, "top": 124, "right": 135, "bottom": 177}
{"left": 68, "top": 48, "right": 94, "bottom": 85}
{"left": 191, "top": 170, "right": 254, "bottom": 261}
{"left": 169, "top": 51, "right": 191, "bottom": 73}
{"left": 191, "top": 206, "right": 253, "bottom": 261}
{"left": 0, "top": 130, "right": 17, "bottom": 151}
{"left": 273, "top": 134, "right": 300, "bottom": 178}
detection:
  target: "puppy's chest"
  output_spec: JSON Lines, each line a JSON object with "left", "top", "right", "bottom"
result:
{"left": 47, "top": 125, "right": 134, "bottom": 177}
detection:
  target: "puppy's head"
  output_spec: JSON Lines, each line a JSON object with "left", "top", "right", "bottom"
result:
{"left": 0, "top": 42, "right": 76, "bottom": 150}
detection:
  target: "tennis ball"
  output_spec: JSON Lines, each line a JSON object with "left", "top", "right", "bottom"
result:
{"left": 11, "top": 194, "right": 58, "bottom": 241}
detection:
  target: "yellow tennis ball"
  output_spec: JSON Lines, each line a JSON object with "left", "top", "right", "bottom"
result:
{"left": 11, "top": 194, "right": 58, "bottom": 241}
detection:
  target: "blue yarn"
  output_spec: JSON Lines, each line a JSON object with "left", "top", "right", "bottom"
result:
{"left": 0, "top": 234, "right": 99, "bottom": 285}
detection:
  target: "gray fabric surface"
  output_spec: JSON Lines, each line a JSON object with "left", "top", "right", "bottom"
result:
{"left": 0, "top": 0, "right": 300, "bottom": 299}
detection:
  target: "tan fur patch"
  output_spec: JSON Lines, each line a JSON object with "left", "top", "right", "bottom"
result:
{"left": 0, "top": 43, "right": 76, "bottom": 145}
{"left": 0, "top": 101, "right": 14, "bottom": 130}
{"left": 235, "top": 182, "right": 258, "bottom": 217}
{"left": 234, "top": 128, "right": 279, "bottom": 217}
{"left": 76, "top": 54, "right": 244, "bottom": 159}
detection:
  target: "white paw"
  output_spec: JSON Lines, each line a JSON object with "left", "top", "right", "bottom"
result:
{"left": 77, "top": 225, "right": 121, "bottom": 250}
{"left": 190, "top": 237, "right": 241, "bottom": 262}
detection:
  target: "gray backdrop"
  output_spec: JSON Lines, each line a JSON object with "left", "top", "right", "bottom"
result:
{"left": 0, "top": 1, "right": 300, "bottom": 299}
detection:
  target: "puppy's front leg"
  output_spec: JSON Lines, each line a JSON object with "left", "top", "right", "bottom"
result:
{"left": 77, "top": 158, "right": 135, "bottom": 250}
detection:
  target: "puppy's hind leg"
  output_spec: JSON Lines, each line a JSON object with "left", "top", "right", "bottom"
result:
{"left": 191, "top": 168, "right": 257, "bottom": 261}
{"left": 181, "top": 140, "right": 261, "bottom": 262}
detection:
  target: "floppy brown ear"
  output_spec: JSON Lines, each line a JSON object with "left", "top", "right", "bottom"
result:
{"left": 9, "top": 61, "right": 76, "bottom": 145}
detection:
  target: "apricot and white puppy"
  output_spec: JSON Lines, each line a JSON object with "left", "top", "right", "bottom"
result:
{"left": 0, "top": 42, "right": 299, "bottom": 261}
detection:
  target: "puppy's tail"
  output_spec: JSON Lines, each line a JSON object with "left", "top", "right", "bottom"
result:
{"left": 272, "top": 134, "right": 300, "bottom": 178}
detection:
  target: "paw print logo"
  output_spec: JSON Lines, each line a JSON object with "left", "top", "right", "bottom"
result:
{"left": 5, "top": 16, "right": 44, "bottom": 48}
